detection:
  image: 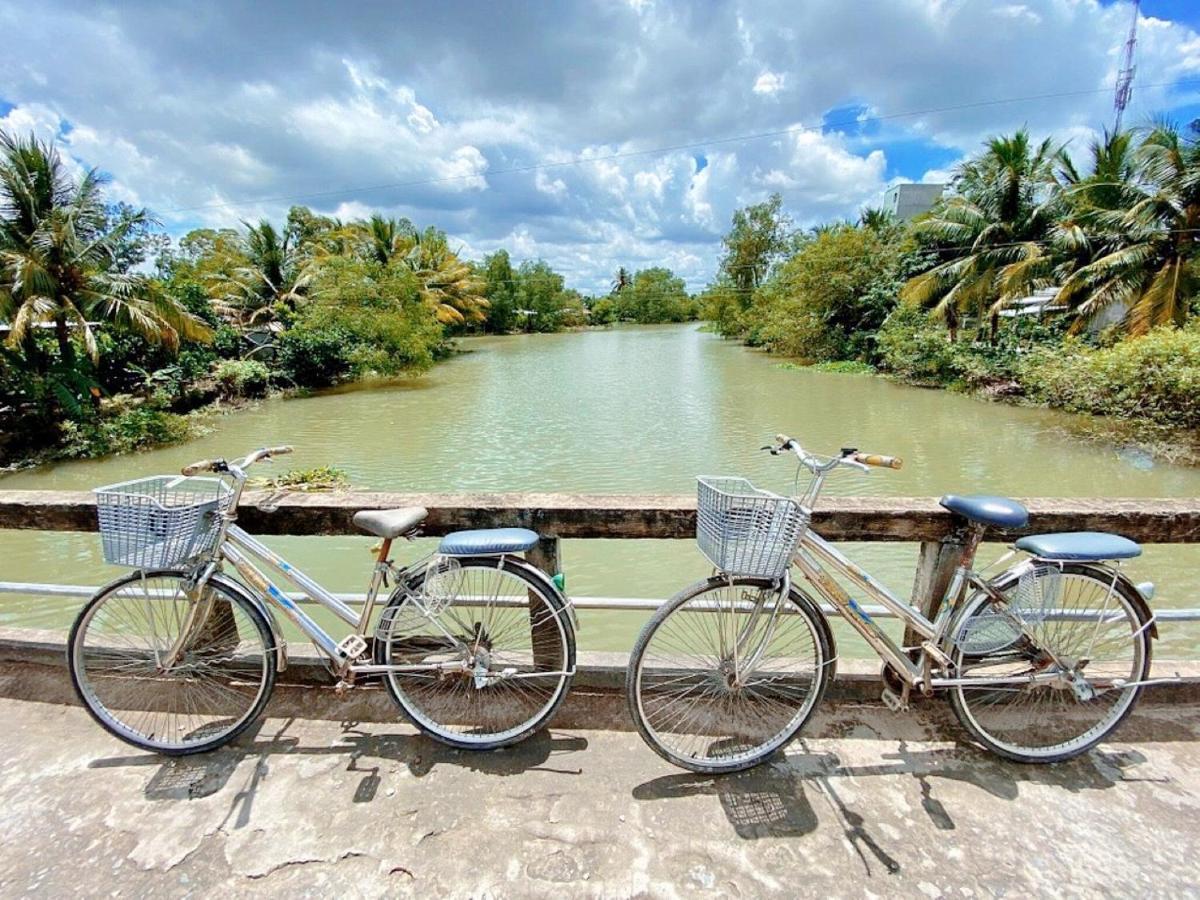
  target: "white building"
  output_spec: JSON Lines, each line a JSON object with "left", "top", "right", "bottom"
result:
{"left": 884, "top": 183, "right": 946, "bottom": 221}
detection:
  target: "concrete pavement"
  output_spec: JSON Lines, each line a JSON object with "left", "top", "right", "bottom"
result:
{"left": 0, "top": 696, "right": 1198, "bottom": 898}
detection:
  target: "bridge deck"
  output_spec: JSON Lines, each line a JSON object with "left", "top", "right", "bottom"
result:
{"left": 1, "top": 695, "right": 1196, "bottom": 897}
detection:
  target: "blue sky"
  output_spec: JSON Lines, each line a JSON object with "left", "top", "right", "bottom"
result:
{"left": 2, "top": 0, "right": 1200, "bottom": 293}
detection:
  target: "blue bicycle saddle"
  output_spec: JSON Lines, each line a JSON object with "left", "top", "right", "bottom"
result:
{"left": 438, "top": 528, "right": 540, "bottom": 556}
{"left": 939, "top": 494, "right": 1029, "bottom": 529}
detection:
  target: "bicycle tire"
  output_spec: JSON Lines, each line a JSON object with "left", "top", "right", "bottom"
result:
{"left": 68, "top": 569, "right": 276, "bottom": 756}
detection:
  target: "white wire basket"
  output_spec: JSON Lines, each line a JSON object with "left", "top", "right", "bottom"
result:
{"left": 94, "top": 476, "right": 233, "bottom": 569}
{"left": 696, "top": 477, "right": 806, "bottom": 579}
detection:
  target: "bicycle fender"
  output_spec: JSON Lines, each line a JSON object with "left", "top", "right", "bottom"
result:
{"left": 206, "top": 571, "right": 291, "bottom": 670}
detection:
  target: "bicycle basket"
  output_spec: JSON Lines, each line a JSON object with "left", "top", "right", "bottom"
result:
{"left": 696, "top": 477, "right": 806, "bottom": 579}
{"left": 94, "top": 475, "right": 233, "bottom": 569}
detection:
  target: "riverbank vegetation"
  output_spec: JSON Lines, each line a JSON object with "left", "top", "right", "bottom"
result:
{"left": 0, "top": 129, "right": 696, "bottom": 467}
{"left": 705, "top": 123, "right": 1200, "bottom": 449}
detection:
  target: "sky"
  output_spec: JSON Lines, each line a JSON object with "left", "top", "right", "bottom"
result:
{"left": 2, "top": 0, "right": 1200, "bottom": 294}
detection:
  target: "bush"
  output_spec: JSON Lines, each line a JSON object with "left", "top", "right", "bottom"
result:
{"left": 276, "top": 327, "right": 354, "bottom": 388}
{"left": 214, "top": 359, "right": 271, "bottom": 398}
{"left": 1022, "top": 324, "right": 1200, "bottom": 429}
{"left": 302, "top": 257, "right": 442, "bottom": 374}
{"left": 876, "top": 305, "right": 964, "bottom": 384}
{"left": 59, "top": 404, "right": 194, "bottom": 458}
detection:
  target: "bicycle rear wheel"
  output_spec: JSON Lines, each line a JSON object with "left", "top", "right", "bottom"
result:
{"left": 375, "top": 556, "right": 575, "bottom": 749}
{"left": 627, "top": 576, "right": 834, "bottom": 774}
{"left": 947, "top": 563, "right": 1151, "bottom": 763}
{"left": 68, "top": 570, "right": 276, "bottom": 755}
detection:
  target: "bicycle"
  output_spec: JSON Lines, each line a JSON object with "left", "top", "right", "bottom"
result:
{"left": 67, "top": 445, "right": 577, "bottom": 755}
{"left": 626, "top": 433, "right": 1165, "bottom": 774}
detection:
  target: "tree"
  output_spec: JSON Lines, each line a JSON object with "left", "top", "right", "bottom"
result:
{"left": 481, "top": 249, "right": 519, "bottom": 333}
{"left": 751, "top": 224, "right": 908, "bottom": 361}
{"left": 208, "top": 218, "right": 311, "bottom": 327}
{"left": 611, "top": 266, "right": 632, "bottom": 294}
{"left": 589, "top": 296, "right": 617, "bottom": 325}
{"left": 901, "top": 129, "right": 1066, "bottom": 341}
{"left": 393, "top": 226, "right": 487, "bottom": 327}
{"left": 615, "top": 267, "right": 696, "bottom": 323}
{"left": 516, "top": 260, "right": 571, "bottom": 332}
{"left": 360, "top": 213, "right": 416, "bottom": 266}
{"left": 719, "top": 193, "right": 795, "bottom": 303}
{"left": 1051, "top": 123, "right": 1200, "bottom": 335}
{"left": 0, "top": 131, "right": 210, "bottom": 367}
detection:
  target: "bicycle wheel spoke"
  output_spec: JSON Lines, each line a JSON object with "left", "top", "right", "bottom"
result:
{"left": 71, "top": 574, "right": 273, "bottom": 753}
{"left": 632, "top": 579, "right": 828, "bottom": 772}
{"left": 952, "top": 568, "right": 1147, "bottom": 760}
{"left": 380, "top": 560, "right": 573, "bottom": 747}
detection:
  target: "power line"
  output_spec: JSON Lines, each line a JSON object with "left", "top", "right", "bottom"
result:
{"left": 159, "top": 77, "right": 1200, "bottom": 216}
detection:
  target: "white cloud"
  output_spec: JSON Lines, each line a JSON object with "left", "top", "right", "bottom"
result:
{"left": 1, "top": 0, "right": 1199, "bottom": 293}
{"left": 752, "top": 71, "right": 785, "bottom": 95}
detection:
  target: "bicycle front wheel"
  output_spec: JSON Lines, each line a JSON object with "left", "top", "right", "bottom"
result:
{"left": 375, "top": 556, "right": 575, "bottom": 749}
{"left": 627, "top": 576, "right": 834, "bottom": 774}
{"left": 947, "top": 563, "right": 1151, "bottom": 763}
{"left": 68, "top": 570, "right": 276, "bottom": 755}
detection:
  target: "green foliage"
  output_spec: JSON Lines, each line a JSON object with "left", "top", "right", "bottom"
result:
{"left": 300, "top": 256, "right": 441, "bottom": 374}
{"left": 748, "top": 225, "right": 907, "bottom": 362}
{"left": 481, "top": 249, "right": 520, "bottom": 333}
{"left": 1022, "top": 324, "right": 1200, "bottom": 429}
{"left": 59, "top": 404, "right": 194, "bottom": 459}
{"left": 719, "top": 193, "right": 796, "bottom": 298}
{"left": 614, "top": 268, "right": 697, "bottom": 323}
{"left": 253, "top": 465, "right": 349, "bottom": 491}
{"left": 589, "top": 296, "right": 618, "bottom": 326}
{"left": 810, "top": 360, "right": 877, "bottom": 375}
{"left": 515, "top": 260, "right": 576, "bottom": 332}
{"left": 214, "top": 359, "right": 271, "bottom": 398}
{"left": 275, "top": 327, "right": 354, "bottom": 388}
{"left": 876, "top": 305, "right": 965, "bottom": 385}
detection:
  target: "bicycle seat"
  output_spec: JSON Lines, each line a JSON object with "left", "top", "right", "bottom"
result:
{"left": 438, "top": 528, "right": 540, "bottom": 556}
{"left": 939, "top": 494, "right": 1029, "bottom": 529}
{"left": 1015, "top": 532, "right": 1142, "bottom": 561}
{"left": 352, "top": 507, "right": 427, "bottom": 539}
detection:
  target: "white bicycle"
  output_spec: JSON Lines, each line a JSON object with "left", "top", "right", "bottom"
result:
{"left": 68, "top": 445, "right": 576, "bottom": 755}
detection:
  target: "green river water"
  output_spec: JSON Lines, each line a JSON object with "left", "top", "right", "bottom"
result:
{"left": 3, "top": 323, "right": 1198, "bottom": 658}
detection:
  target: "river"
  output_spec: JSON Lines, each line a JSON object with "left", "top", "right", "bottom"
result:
{"left": 3, "top": 324, "right": 1198, "bottom": 657}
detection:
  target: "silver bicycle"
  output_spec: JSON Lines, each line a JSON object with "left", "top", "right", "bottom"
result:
{"left": 626, "top": 433, "right": 1162, "bottom": 774}
{"left": 68, "top": 445, "right": 576, "bottom": 755}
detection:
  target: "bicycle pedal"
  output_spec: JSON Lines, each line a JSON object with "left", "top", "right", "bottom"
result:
{"left": 337, "top": 635, "right": 369, "bottom": 659}
{"left": 881, "top": 687, "right": 908, "bottom": 712}
{"left": 921, "top": 641, "right": 954, "bottom": 668}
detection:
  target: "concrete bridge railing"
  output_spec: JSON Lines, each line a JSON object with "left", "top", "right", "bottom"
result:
{"left": 0, "top": 490, "right": 1198, "bottom": 712}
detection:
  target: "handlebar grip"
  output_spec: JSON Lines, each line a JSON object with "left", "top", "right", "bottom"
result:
{"left": 851, "top": 453, "right": 903, "bottom": 470}
{"left": 181, "top": 460, "right": 214, "bottom": 476}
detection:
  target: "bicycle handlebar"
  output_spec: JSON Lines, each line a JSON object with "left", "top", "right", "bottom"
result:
{"left": 180, "top": 445, "right": 294, "bottom": 477}
{"left": 850, "top": 452, "right": 903, "bottom": 470}
{"left": 768, "top": 434, "right": 901, "bottom": 472}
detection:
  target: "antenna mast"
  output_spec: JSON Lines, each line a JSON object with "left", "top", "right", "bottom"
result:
{"left": 1113, "top": 0, "right": 1140, "bottom": 132}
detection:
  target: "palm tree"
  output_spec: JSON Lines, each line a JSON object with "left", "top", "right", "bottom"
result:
{"left": 902, "top": 129, "right": 1066, "bottom": 341}
{"left": 0, "top": 131, "right": 210, "bottom": 367}
{"left": 363, "top": 214, "right": 416, "bottom": 266}
{"left": 994, "top": 130, "right": 1137, "bottom": 322}
{"left": 1050, "top": 123, "right": 1200, "bottom": 334}
{"left": 209, "top": 219, "right": 312, "bottom": 326}
{"left": 859, "top": 207, "right": 895, "bottom": 232}
{"left": 611, "top": 267, "right": 631, "bottom": 294}
{"left": 394, "top": 227, "right": 487, "bottom": 326}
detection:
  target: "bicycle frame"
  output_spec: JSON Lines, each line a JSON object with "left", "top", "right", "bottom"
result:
{"left": 791, "top": 529, "right": 957, "bottom": 686}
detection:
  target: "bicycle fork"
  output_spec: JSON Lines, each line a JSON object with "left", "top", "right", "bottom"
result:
{"left": 729, "top": 573, "right": 790, "bottom": 685}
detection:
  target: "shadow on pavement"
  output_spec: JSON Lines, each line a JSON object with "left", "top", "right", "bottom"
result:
{"left": 88, "top": 719, "right": 588, "bottom": 825}
{"left": 631, "top": 738, "right": 1156, "bottom": 875}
